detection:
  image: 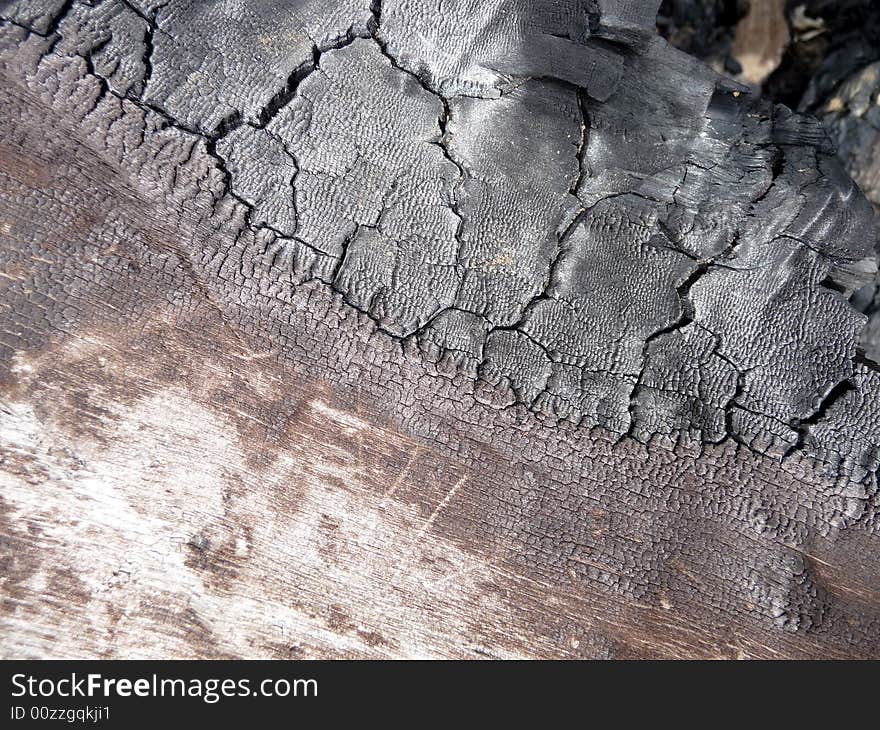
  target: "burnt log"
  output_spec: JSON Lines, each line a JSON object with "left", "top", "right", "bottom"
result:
{"left": 1, "top": 0, "right": 879, "bottom": 658}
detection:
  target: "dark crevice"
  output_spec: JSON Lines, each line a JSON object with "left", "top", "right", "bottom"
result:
{"left": 254, "top": 28, "right": 371, "bottom": 132}
{"left": 0, "top": 2, "right": 76, "bottom": 55}
{"left": 328, "top": 223, "right": 361, "bottom": 286}
{"left": 493, "top": 174, "right": 601, "bottom": 343}
{"left": 209, "top": 34, "right": 365, "bottom": 247}
{"left": 254, "top": 49, "right": 318, "bottom": 129}
{"left": 214, "top": 32, "right": 366, "bottom": 141}
{"left": 119, "top": 0, "right": 158, "bottom": 26}
{"left": 437, "top": 103, "right": 467, "bottom": 298}
{"left": 43, "top": 0, "right": 76, "bottom": 54}
{"left": 212, "top": 111, "right": 243, "bottom": 140}
{"left": 586, "top": 1, "right": 601, "bottom": 35}
{"left": 263, "top": 234, "right": 332, "bottom": 273}
{"left": 819, "top": 274, "right": 848, "bottom": 295}
{"left": 432, "top": 97, "right": 466, "bottom": 275}
{"left": 139, "top": 14, "right": 156, "bottom": 97}
{"left": 369, "top": 0, "right": 439, "bottom": 102}
{"left": 0, "top": 16, "right": 46, "bottom": 35}
{"left": 785, "top": 379, "right": 857, "bottom": 458}
{"left": 81, "top": 50, "right": 109, "bottom": 109}
{"left": 570, "top": 87, "right": 591, "bottom": 196}
{"left": 649, "top": 263, "right": 707, "bottom": 340}
{"left": 621, "top": 218, "right": 747, "bottom": 438}
{"left": 369, "top": 0, "right": 382, "bottom": 32}
{"left": 204, "top": 136, "right": 262, "bottom": 229}
{"left": 712, "top": 347, "right": 751, "bottom": 449}
{"left": 79, "top": 48, "right": 205, "bottom": 139}
{"left": 707, "top": 337, "right": 826, "bottom": 453}
{"left": 854, "top": 348, "right": 880, "bottom": 375}
{"left": 203, "top": 31, "right": 371, "bottom": 246}
{"left": 85, "top": 32, "right": 112, "bottom": 67}
{"left": 723, "top": 372, "right": 745, "bottom": 445}
{"left": 485, "top": 318, "right": 557, "bottom": 364}
{"left": 620, "top": 261, "right": 708, "bottom": 440}
{"left": 116, "top": 1, "right": 169, "bottom": 99}
{"left": 483, "top": 208, "right": 586, "bottom": 344}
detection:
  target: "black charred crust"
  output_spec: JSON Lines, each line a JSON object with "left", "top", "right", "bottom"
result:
{"left": 1, "top": 2, "right": 878, "bottom": 486}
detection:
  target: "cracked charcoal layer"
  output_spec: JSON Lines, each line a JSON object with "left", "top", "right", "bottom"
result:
{"left": 278, "top": 38, "right": 463, "bottom": 335}
{"left": 378, "top": 0, "right": 630, "bottom": 99}
{"left": 661, "top": 2, "right": 880, "bottom": 371}
{"left": 1, "top": 0, "right": 878, "bottom": 475}
{"left": 520, "top": 194, "right": 695, "bottom": 432}
{"left": 52, "top": 1, "right": 150, "bottom": 98}
{"left": 447, "top": 81, "right": 582, "bottom": 326}
{"left": 0, "top": 0, "right": 68, "bottom": 35}
{"left": 808, "top": 38, "right": 880, "bottom": 368}
{"left": 807, "top": 364, "right": 880, "bottom": 488}
{"left": 142, "top": 0, "right": 373, "bottom": 135}
{"left": 217, "top": 123, "right": 299, "bottom": 238}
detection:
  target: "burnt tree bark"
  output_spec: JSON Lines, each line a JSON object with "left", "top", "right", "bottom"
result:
{"left": 1, "top": 0, "right": 878, "bottom": 658}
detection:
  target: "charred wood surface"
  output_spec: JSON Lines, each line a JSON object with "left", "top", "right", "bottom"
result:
{"left": 1, "top": 0, "right": 879, "bottom": 658}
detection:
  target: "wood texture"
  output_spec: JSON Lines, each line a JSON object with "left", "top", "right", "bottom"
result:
{"left": 1, "top": 0, "right": 879, "bottom": 659}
